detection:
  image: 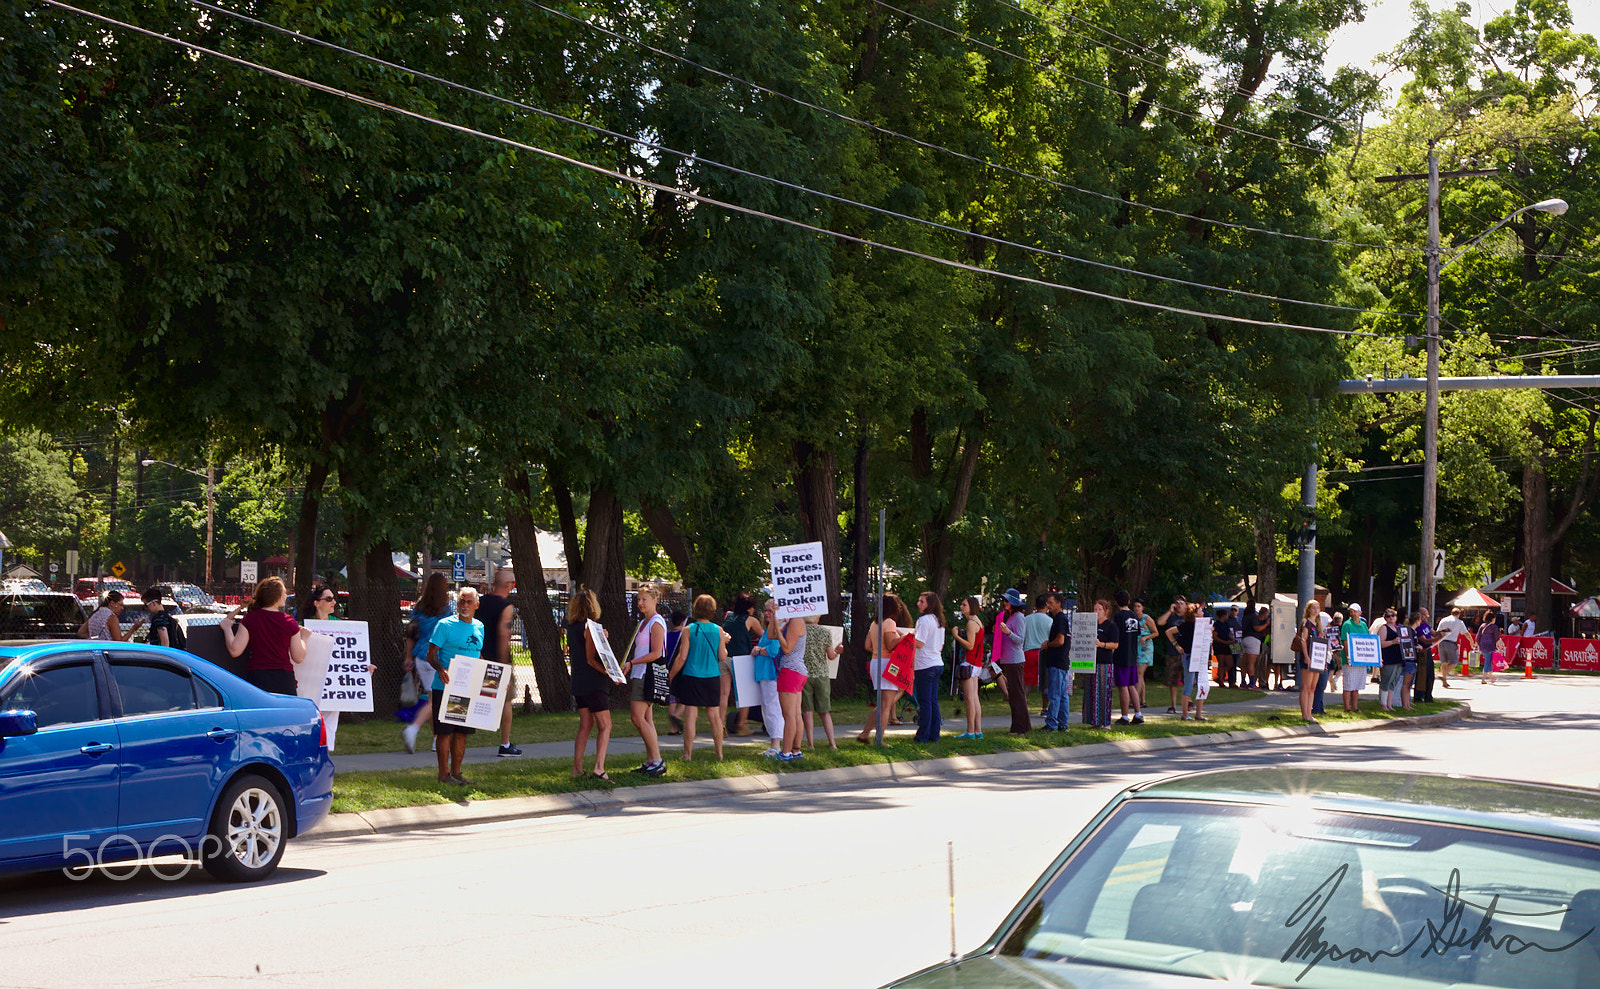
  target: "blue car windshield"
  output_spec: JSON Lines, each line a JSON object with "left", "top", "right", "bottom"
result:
{"left": 998, "top": 799, "right": 1600, "bottom": 988}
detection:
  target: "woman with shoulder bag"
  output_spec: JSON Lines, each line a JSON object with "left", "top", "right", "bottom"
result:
{"left": 1295, "top": 600, "right": 1325, "bottom": 723}
{"left": 669, "top": 594, "right": 728, "bottom": 762}
{"left": 625, "top": 584, "right": 668, "bottom": 777}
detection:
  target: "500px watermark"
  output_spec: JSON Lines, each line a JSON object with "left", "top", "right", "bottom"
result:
{"left": 60, "top": 833, "right": 222, "bottom": 880}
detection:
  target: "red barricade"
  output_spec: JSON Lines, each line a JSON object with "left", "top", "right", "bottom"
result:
{"left": 1561, "top": 638, "right": 1600, "bottom": 671}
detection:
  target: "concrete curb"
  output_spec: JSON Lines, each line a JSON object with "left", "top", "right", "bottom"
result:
{"left": 308, "top": 702, "right": 1472, "bottom": 839}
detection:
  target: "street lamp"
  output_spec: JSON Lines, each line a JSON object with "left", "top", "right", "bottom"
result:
{"left": 1419, "top": 168, "right": 1567, "bottom": 619}
{"left": 142, "top": 458, "right": 215, "bottom": 590}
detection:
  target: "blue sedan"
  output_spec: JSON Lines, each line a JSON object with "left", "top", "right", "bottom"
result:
{"left": 0, "top": 640, "right": 333, "bottom": 882}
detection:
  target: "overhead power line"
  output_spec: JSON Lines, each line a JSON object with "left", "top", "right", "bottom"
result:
{"left": 527, "top": 0, "right": 1421, "bottom": 254}
{"left": 40, "top": 0, "right": 1392, "bottom": 341}
{"left": 180, "top": 0, "right": 1419, "bottom": 322}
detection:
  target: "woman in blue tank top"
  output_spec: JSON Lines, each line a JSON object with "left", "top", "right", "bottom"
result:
{"left": 668, "top": 593, "right": 729, "bottom": 761}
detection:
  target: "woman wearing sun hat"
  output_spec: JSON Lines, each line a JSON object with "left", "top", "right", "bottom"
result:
{"left": 995, "top": 588, "right": 1030, "bottom": 734}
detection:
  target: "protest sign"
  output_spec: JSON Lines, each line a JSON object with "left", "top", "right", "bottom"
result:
{"left": 436, "top": 655, "right": 511, "bottom": 731}
{"left": 293, "top": 633, "right": 332, "bottom": 707}
{"left": 768, "top": 541, "right": 828, "bottom": 619}
{"left": 1561, "top": 638, "right": 1600, "bottom": 671}
{"left": 1189, "top": 617, "right": 1213, "bottom": 673}
{"left": 586, "top": 619, "right": 627, "bottom": 684}
{"left": 817, "top": 625, "right": 844, "bottom": 678}
{"left": 1270, "top": 598, "right": 1298, "bottom": 665}
{"left": 1069, "top": 613, "right": 1098, "bottom": 672}
{"left": 1346, "top": 633, "right": 1381, "bottom": 667}
{"left": 730, "top": 653, "right": 758, "bottom": 707}
{"left": 1308, "top": 639, "right": 1328, "bottom": 671}
{"left": 304, "top": 619, "right": 373, "bottom": 712}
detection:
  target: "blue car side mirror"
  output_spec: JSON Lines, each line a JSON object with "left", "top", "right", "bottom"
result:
{"left": 0, "top": 710, "right": 38, "bottom": 737}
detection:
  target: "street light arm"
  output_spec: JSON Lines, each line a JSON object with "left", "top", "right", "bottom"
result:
{"left": 140, "top": 458, "right": 209, "bottom": 480}
{"left": 1440, "top": 199, "right": 1568, "bottom": 272}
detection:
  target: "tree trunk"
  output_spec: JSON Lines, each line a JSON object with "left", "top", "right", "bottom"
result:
{"left": 506, "top": 470, "right": 572, "bottom": 711}
{"left": 1522, "top": 457, "right": 1553, "bottom": 631}
{"left": 1125, "top": 545, "right": 1157, "bottom": 600}
{"left": 909, "top": 409, "right": 981, "bottom": 601}
{"left": 640, "top": 502, "right": 695, "bottom": 584}
{"left": 841, "top": 435, "right": 871, "bottom": 699}
{"left": 792, "top": 440, "right": 844, "bottom": 624}
{"left": 293, "top": 460, "right": 330, "bottom": 607}
{"left": 357, "top": 537, "right": 403, "bottom": 721}
{"left": 1253, "top": 514, "right": 1277, "bottom": 605}
{"left": 550, "top": 467, "right": 583, "bottom": 584}
{"left": 580, "top": 484, "right": 630, "bottom": 653}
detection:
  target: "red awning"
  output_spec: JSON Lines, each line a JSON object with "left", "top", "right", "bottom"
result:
{"left": 1449, "top": 588, "right": 1501, "bottom": 609}
{"left": 1483, "top": 568, "right": 1578, "bottom": 595}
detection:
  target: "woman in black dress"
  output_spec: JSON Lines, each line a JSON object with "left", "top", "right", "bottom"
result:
{"left": 567, "top": 588, "right": 615, "bottom": 781}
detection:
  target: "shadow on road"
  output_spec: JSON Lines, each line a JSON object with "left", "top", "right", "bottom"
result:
{"left": 0, "top": 865, "right": 326, "bottom": 920}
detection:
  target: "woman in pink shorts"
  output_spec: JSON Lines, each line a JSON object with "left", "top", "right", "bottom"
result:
{"left": 770, "top": 609, "right": 809, "bottom": 762}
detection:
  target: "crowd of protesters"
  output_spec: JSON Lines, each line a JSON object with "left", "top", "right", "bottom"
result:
{"left": 387, "top": 580, "right": 1505, "bottom": 771}
{"left": 113, "top": 567, "right": 1522, "bottom": 786}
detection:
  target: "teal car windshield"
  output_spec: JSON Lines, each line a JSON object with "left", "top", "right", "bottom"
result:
{"left": 997, "top": 799, "right": 1600, "bottom": 988}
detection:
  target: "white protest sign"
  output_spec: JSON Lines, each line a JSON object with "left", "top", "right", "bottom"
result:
{"left": 1069, "top": 613, "right": 1098, "bottom": 672}
{"left": 1308, "top": 639, "right": 1329, "bottom": 672}
{"left": 817, "top": 625, "right": 844, "bottom": 678}
{"left": 1189, "top": 617, "right": 1213, "bottom": 673}
{"left": 730, "top": 653, "right": 759, "bottom": 707}
{"left": 293, "top": 633, "right": 332, "bottom": 705}
{"left": 304, "top": 619, "right": 374, "bottom": 712}
{"left": 1346, "top": 633, "right": 1381, "bottom": 667}
{"left": 769, "top": 541, "right": 828, "bottom": 619}
{"left": 587, "top": 619, "right": 627, "bottom": 684}
{"left": 437, "top": 655, "right": 511, "bottom": 731}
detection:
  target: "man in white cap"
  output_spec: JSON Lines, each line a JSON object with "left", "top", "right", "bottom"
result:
{"left": 1340, "top": 604, "right": 1369, "bottom": 711}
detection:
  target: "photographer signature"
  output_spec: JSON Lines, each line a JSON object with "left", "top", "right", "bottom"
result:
{"left": 1280, "top": 865, "right": 1594, "bottom": 982}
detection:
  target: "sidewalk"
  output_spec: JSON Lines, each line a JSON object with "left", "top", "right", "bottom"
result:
{"left": 329, "top": 676, "right": 1423, "bottom": 772}
{"left": 311, "top": 701, "right": 1472, "bottom": 838}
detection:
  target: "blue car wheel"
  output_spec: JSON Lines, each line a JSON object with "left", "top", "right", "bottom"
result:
{"left": 202, "top": 774, "right": 287, "bottom": 882}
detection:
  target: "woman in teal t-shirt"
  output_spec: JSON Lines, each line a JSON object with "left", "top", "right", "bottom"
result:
{"left": 669, "top": 593, "right": 729, "bottom": 762}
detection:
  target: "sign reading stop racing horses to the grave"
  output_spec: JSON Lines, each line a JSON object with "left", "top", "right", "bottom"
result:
{"left": 769, "top": 541, "right": 829, "bottom": 619}
{"left": 303, "top": 619, "right": 374, "bottom": 712}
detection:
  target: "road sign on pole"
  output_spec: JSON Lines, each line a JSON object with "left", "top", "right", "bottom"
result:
{"left": 1432, "top": 549, "right": 1446, "bottom": 581}
{"left": 239, "top": 561, "right": 259, "bottom": 584}
{"left": 111, "top": 561, "right": 126, "bottom": 578}
{"left": 453, "top": 552, "right": 466, "bottom": 583}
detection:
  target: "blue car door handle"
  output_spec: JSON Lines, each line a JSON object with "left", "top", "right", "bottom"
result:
{"left": 205, "top": 728, "right": 238, "bottom": 741}
{"left": 80, "top": 742, "right": 114, "bottom": 756}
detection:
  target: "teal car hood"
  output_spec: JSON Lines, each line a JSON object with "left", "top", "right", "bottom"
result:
{"left": 886, "top": 955, "right": 1214, "bottom": 989}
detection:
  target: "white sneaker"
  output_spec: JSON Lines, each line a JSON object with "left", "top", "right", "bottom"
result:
{"left": 402, "top": 724, "right": 419, "bottom": 754}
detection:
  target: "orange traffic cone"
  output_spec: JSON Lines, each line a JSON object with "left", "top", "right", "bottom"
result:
{"left": 1524, "top": 652, "right": 1535, "bottom": 679}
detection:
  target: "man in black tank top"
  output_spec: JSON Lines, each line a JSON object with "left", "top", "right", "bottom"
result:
{"left": 479, "top": 570, "right": 522, "bottom": 757}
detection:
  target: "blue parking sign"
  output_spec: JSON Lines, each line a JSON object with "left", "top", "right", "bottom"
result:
{"left": 452, "top": 552, "right": 466, "bottom": 582}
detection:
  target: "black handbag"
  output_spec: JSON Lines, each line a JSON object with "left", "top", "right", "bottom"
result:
{"left": 645, "top": 657, "right": 672, "bottom": 705}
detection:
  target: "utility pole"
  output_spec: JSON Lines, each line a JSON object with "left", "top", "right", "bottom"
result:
{"left": 204, "top": 460, "right": 215, "bottom": 591}
{"left": 1423, "top": 146, "right": 1441, "bottom": 627}
{"left": 1373, "top": 149, "right": 1497, "bottom": 620}
{"left": 1297, "top": 449, "right": 1317, "bottom": 617}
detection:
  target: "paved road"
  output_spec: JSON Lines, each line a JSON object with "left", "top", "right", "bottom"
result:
{"left": 3, "top": 676, "right": 1594, "bottom": 989}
